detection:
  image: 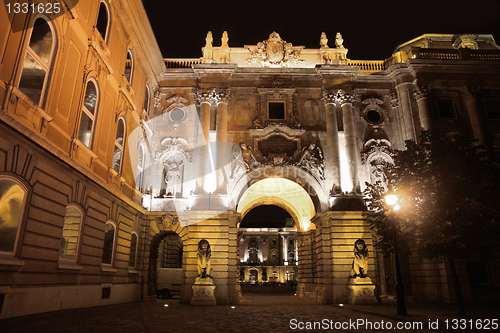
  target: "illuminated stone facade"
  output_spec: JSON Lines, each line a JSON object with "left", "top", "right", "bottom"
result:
{"left": 1, "top": 0, "right": 500, "bottom": 318}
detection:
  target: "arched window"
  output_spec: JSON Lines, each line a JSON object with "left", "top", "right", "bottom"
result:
{"left": 78, "top": 79, "right": 99, "bottom": 148}
{"left": 129, "top": 232, "right": 138, "bottom": 267}
{"left": 143, "top": 85, "right": 150, "bottom": 116}
{"left": 18, "top": 17, "right": 56, "bottom": 106}
{"left": 59, "top": 205, "right": 84, "bottom": 261}
{"left": 136, "top": 144, "right": 145, "bottom": 191}
{"left": 96, "top": 1, "right": 110, "bottom": 42}
{"left": 101, "top": 221, "right": 116, "bottom": 264}
{"left": 0, "top": 176, "right": 28, "bottom": 254}
{"left": 124, "top": 50, "right": 133, "bottom": 84}
{"left": 112, "top": 118, "right": 126, "bottom": 173}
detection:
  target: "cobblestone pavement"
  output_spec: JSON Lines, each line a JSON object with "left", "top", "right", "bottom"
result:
{"left": 1, "top": 293, "right": 499, "bottom": 333}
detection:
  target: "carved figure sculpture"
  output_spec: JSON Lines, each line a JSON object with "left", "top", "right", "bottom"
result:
{"left": 197, "top": 239, "right": 212, "bottom": 278}
{"left": 350, "top": 239, "right": 368, "bottom": 278}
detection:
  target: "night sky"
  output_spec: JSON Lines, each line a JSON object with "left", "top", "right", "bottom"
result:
{"left": 142, "top": 0, "right": 500, "bottom": 61}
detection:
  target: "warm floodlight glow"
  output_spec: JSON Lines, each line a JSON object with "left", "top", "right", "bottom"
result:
{"left": 164, "top": 304, "right": 168, "bottom": 307}
{"left": 385, "top": 193, "right": 398, "bottom": 208}
{"left": 231, "top": 306, "right": 235, "bottom": 309}
{"left": 203, "top": 172, "right": 217, "bottom": 194}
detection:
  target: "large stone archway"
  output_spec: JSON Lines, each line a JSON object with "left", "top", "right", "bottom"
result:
{"left": 237, "top": 178, "right": 316, "bottom": 231}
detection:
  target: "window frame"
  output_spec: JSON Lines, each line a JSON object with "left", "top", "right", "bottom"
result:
{"left": 143, "top": 84, "right": 151, "bottom": 116}
{"left": 78, "top": 78, "right": 100, "bottom": 149}
{"left": 267, "top": 101, "right": 286, "bottom": 121}
{"left": 96, "top": 1, "right": 111, "bottom": 44}
{"left": 112, "top": 117, "right": 126, "bottom": 174}
{"left": 101, "top": 220, "right": 117, "bottom": 266}
{"left": 136, "top": 143, "right": 145, "bottom": 191}
{"left": 129, "top": 232, "right": 138, "bottom": 268}
{"left": 17, "top": 15, "right": 57, "bottom": 108}
{"left": 0, "top": 174, "right": 30, "bottom": 258}
{"left": 436, "top": 97, "right": 457, "bottom": 120}
{"left": 58, "top": 203, "right": 85, "bottom": 263}
{"left": 124, "top": 49, "right": 134, "bottom": 84}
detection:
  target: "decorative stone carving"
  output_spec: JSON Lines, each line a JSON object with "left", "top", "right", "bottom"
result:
{"left": 413, "top": 83, "right": 432, "bottom": 100}
{"left": 197, "top": 239, "right": 212, "bottom": 278}
{"left": 155, "top": 137, "right": 192, "bottom": 163}
{"left": 211, "top": 88, "right": 231, "bottom": 104}
{"left": 246, "top": 32, "right": 305, "bottom": 67}
{"left": 350, "top": 239, "right": 369, "bottom": 278}
{"left": 294, "top": 143, "right": 325, "bottom": 180}
{"left": 336, "top": 89, "right": 355, "bottom": 105}
{"left": 156, "top": 213, "right": 179, "bottom": 231}
{"left": 163, "top": 94, "right": 191, "bottom": 130}
{"left": 360, "top": 96, "right": 387, "bottom": 127}
{"left": 335, "top": 33, "right": 345, "bottom": 48}
{"left": 194, "top": 88, "right": 231, "bottom": 105}
{"left": 361, "top": 139, "right": 393, "bottom": 190}
{"left": 322, "top": 89, "right": 355, "bottom": 105}
{"left": 463, "top": 84, "right": 482, "bottom": 100}
{"left": 389, "top": 91, "right": 399, "bottom": 109}
{"left": 346, "top": 239, "right": 378, "bottom": 305}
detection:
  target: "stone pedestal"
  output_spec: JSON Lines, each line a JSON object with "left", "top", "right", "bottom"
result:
{"left": 346, "top": 277, "right": 378, "bottom": 305}
{"left": 191, "top": 277, "right": 217, "bottom": 306}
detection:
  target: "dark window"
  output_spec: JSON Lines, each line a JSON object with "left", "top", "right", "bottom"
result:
{"left": 129, "top": 233, "right": 137, "bottom": 267}
{"left": 268, "top": 102, "right": 285, "bottom": 120}
{"left": 101, "top": 223, "right": 115, "bottom": 264}
{"left": 484, "top": 99, "right": 500, "bottom": 120}
{"left": 437, "top": 99, "right": 456, "bottom": 119}
{"left": 124, "top": 50, "right": 133, "bottom": 83}
{"left": 366, "top": 110, "right": 382, "bottom": 123}
{"left": 96, "top": 2, "right": 109, "bottom": 41}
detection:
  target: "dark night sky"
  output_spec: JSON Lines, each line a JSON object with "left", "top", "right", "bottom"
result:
{"left": 142, "top": 0, "right": 500, "bottom": 61}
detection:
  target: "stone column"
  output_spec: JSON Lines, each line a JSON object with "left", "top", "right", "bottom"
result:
{"left": 282, "top": 235, "right": 288, "bottom": 263}
{"left": 338, "top": 90, "right": 360, "bottom": 192}
{"left": 413, "top": 81, "right": 433, "bottom": 131}
{"left": 395, "top": 83, "right": 417, "bottom": 141}
{"left": 463, "top": 85, "right": 485, "bottom": 144}
{"left": 296, "top": 230, "right": 315, "bottom": 297}
{"left": 214, "top": 88, "right": 230, "bottom": 194}
{"left": 194, "top": 89, "right": 212, "bottom": 193}
{"left": 322, "top": 90, "right": 342, "bottom": 194}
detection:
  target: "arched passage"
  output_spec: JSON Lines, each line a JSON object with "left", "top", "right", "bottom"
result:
{"left": 147, "top": 230, "right": 184, "bottom": 299}
{"left": 237, "top": 178, "right": 316, "bottom": 231}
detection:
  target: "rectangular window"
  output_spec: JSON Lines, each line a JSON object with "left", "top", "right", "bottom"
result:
{"left": 437, "top": 98, "right": 456, "bottom": 119}
{"left": 268, "top": 101, "right": 285, "bottom": 120}
{"left": 484, "top": 99, "right": 500, "bottom": 120}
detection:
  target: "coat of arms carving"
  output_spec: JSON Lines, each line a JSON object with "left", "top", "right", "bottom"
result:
{"left": 246, "top": 32, "right": 305, "bottom": 67}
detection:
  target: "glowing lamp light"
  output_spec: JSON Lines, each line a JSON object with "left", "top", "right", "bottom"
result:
{"left": 231, "top": 306, "right": 235, "bottom": 309}
{"left": 164, "top": 304, "right": 168, "bottom": 307}
{"left": 385, "top": 193, "right": 398, "bottom": 207}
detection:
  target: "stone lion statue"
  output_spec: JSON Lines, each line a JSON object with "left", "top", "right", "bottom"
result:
{"left": 197, "top": 239, "right": 212, "bottom": 278}
{"left": 350, "top": 239, "right": 368, "bottom": 278}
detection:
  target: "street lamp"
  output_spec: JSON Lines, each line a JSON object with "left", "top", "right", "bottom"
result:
{"left": 384, "top": 191, "right": 407, "bottom": 316}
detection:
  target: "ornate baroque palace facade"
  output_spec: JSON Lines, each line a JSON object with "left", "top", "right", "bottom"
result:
{"left": 1, "top": 0, "right": 500, "bottom": 318}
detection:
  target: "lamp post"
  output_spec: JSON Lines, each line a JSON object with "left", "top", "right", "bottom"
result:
{"left": 385, "top": 192, "right": 407, "bottom": 316}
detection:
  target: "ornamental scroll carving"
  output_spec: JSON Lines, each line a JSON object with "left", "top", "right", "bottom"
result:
{"left": 361, "top": 139, "right": 393, "bottom": 191}
{"left": 246, "top": 32, "right": 305, "bottom": 67}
